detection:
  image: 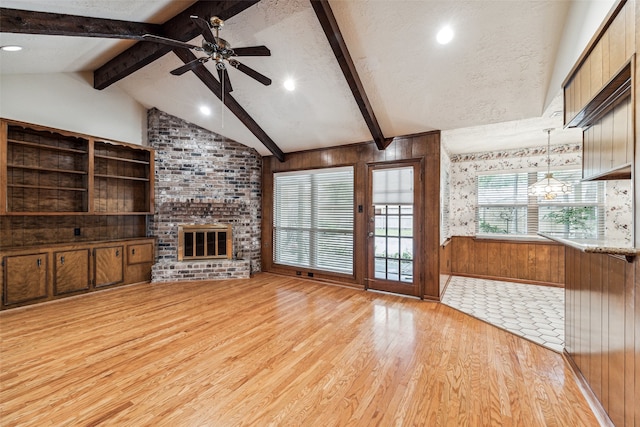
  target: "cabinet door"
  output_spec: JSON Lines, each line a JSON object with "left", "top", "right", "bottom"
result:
{"left": 94, "top": 246, "right": 124, "bottom": 288}
{"left": 54, "top": 249, "right": 90, "bottom": 295}
{"left": 128, "top": 243, "right": 153, "bottom": 265}
{"left": 4, "top": 253, "right": 48, "bottom": 305}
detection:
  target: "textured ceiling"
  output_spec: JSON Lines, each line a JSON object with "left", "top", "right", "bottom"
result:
{"left": 1, "top": 0, "right": 582, "bottom": 155}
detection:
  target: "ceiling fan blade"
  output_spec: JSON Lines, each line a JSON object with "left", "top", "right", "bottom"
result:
{"left": 232, "top": 46, "right": 271, "bottom": 57}
{"left": 170, "top": 57, "right": 209, "bottom": 76}
{"left": 228, "top": 60, "right": 272, "bottom": 86}
{"left": 190, "top": 15, "right": 217, "bottom": 44}
{"left": 217, "top": 67, "right": 233, "bottom": 93}
{"left": 142, "top": 34, "right": 203, "bottom": 51}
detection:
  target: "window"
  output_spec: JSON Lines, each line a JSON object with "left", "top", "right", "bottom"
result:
{"left": 273, "top": 167, "right": 354, "bottom": 274}
{"left": 476, "top": 169, "right": 604, "bottom": 238}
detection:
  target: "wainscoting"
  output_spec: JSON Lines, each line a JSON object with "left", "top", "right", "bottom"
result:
{"left": 449, "top": 236, "right": 565, "bottom": 287}
{"left": 564, "top": 248, "right": 639, "bottom": 427}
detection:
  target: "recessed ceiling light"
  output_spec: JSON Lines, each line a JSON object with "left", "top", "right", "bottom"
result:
{"left": 436, "top": 26, "right": 454, "bottom": 45}
{"left": 199, "top": 105, "right": 211, "bottom": 116}
{"left": 283, "top": 78, "right": 295, "bottom": 91}
{"left": 1, "top": 45, "right": 23, "bottom": 52}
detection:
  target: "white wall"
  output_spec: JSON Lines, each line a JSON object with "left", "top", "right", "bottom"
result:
{"left": 0, "top": 72, "right": 147, "bottom": 145}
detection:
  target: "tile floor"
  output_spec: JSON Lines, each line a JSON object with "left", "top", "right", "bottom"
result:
{"left": 441, "top": 276, "right": 564, "bottom": 352}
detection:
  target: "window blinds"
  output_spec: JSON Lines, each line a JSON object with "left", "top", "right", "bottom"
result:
{"left": 274, "top": 167, "right": 354, "bottom": 274}
{"left": 476, "top": 169, "right": 604, "bottom": 238}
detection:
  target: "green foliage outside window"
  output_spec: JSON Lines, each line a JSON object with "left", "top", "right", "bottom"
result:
{"left": 542, "top": 207, "right": 596, "bottom": 233}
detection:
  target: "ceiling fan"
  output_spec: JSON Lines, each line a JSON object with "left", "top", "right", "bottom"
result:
{"left": 143, "top": 15, "right": 271, "bottom": 93}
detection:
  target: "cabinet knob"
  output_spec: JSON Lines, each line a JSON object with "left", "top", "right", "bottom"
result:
{"left": 37, "top": 258, "right": 41, "bottom": 267}
{"left": 60, "top": 256, "right": 65, "bottom": 265}
{"left": 132, "top": 249, "right": 136, "bottom": 255}
{"left": 115, "top": 250, "right": 120, "bottom": 257}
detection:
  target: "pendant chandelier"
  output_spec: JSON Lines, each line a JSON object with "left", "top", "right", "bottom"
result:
{"left": 527, "top": 129, "right": 572, "bottom": 200}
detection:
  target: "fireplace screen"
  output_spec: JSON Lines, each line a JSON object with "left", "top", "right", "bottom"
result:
{"left": 178, "top": 224, "right": 232, "bottom": 261}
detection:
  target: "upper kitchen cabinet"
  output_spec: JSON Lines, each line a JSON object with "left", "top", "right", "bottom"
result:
{"left": 562, "top": 0, "right": 635, "bottom": 180}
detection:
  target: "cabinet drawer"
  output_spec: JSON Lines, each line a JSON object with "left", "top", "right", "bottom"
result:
{"left": 128, "top": 243, "right": 153, "bottom": 265}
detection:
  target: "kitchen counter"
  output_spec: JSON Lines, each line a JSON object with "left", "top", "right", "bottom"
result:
{"left": 538, "top": 232, "right": 638, "bottom": 258}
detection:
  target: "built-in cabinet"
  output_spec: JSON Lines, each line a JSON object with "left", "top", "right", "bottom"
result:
{"left": 54, "top": 249, "right": 90, "bottom": 295}
{"left": 1, "top": 119, "right": 156, "bottom": 310}
{"left": 563, "top": 0, "right": 635, "bottom": 181}
{"left": 3, "top": 252, "right": 48, "bottom": 305}
{"left": 1, "top": 238, "right": 153, "bottom": 309}
{"left": 564, "top": 0, "right": 635, "bottom": 127}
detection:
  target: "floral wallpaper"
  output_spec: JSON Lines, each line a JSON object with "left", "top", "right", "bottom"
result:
{"left": 442, "top": 144, "right": 633, "bottom": 244}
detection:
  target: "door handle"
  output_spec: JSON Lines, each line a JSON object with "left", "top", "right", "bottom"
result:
{"left": 37, "top": 258, "right": 41, "bottom": 267}
{"left": 115, "top": 250, "right": 120, "bottom": 257}
{"left": 61, "top": 256, "right": 65, "bottom": 265}
{"left": 368, "top": 232, "right": 374, "bottom": 237}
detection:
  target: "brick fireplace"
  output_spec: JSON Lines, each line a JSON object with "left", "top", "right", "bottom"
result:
{"left": 147, "top": 109, "right": 262, "bottom": 282}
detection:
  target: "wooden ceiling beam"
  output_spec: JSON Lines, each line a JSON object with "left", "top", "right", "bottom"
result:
{"left": 94, "top": 0, "right": 260, "bottom": 90}
{"left": 173, "top": 49, "right": 285, "bottom": 162}
{"left": 0, "top": 7, "right": 161, "bottom": 39}
{"left": 310, "top": 0, "right": 392, "bottom": 150}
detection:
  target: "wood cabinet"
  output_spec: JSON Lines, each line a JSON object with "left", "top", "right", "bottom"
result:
{"left": 3, "top": 253, "right": 48, "bottom": 305}
{"left": 563, "top": 0, "right": 635, "bottom": 126}
{"left": 562, "top": 0, "right": 635, "bottom": 181}
{"left": 54, "top": 249, "right": 90, "bottom": 295}
{"left": 1, "top": 238, "right": 154, "bottom": 309}
{"left": 582, "top": 91, "right": 633, "bottom": 180}
{"left": 128, "top": 242, "right": 154, "bottom": 265}
{"left": 1, "top": 120, "right": 154, "bottom": 215}
{"left": 94, "top": 246, "right": 124, "bottom": 288}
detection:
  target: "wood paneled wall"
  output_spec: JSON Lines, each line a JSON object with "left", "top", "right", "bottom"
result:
{"left": 450, "top": 236, "right": 565, "bottom": 287}
{"left": 564, "top": 247, "right": 638, "bottom": 427}
{"left": 262, "top": 132, "right": 441, "bottom": 299}
{"left": 0, "top": 215, "right": 147, "bottom": 249}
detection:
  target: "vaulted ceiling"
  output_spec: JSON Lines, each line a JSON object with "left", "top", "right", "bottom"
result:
{"left": 0, "top": 0, "right": 598, "bottom": 155}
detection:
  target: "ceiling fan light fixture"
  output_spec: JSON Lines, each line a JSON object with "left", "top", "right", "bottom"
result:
{"left": 436, "top": 26, "right": 454, "bottom": 45}
{"left": 1, "top": 45, "right": 23, "bottom": 52}
{"left": 283, "top": 78, "right": 296, "bottom": 91}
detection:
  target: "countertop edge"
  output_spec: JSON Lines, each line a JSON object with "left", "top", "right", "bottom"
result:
{"left": 538, "top": 233, "right": 639, "bottom": 257}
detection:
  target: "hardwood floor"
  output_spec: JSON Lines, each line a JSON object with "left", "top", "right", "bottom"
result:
{"left": 0, "top": 273, "right": 598, "bottom": 426}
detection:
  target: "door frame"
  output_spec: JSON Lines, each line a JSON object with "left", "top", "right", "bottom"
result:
{"left": 365, "top": 159, "right": 424, "bottom": 298}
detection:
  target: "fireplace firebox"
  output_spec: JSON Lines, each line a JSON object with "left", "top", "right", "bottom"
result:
{"left": 178, "top": 224, "right": 232, "bottom": 261}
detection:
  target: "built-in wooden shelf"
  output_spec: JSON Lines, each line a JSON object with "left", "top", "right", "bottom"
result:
{"left": 2, "top": 119, "right": 154, "bottom": 216}
{"left": 7, "top": 164, "right": 87, "bottom": 175}
{"left": 7, "top": 139, "right": 88, "bottom": 154}
{"left": 94, "top": 154, "right": 150, "bottom": 165}
{"left": 94, "top": 174, "right": 150, "bottom": 182}
{"left": 8, "top": 184, "right": 87, "bottom": 191}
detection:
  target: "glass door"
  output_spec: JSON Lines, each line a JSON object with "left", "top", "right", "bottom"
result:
{"left": 367, "top": 163, "right": 422, "bottom": 297}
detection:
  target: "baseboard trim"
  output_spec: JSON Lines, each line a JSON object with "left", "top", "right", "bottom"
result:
{"left": 451, "top": 272, "right": 564, "bottom": 288}
{"left": 562, "top": 350, "right": 614, "bottom": 427}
